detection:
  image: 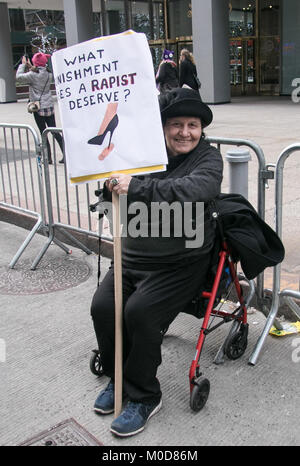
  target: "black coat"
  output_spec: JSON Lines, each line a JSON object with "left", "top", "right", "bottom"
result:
{"left": 179, "top": 59, "right": 198, "bottom": 91}
{"left": 213, "top": 193, "right": 285, "bottom": 280}
{"left": 156, "top": 61, "right": 179, "bottom": 93}
{"left": 101, "top": 139, "right": 223, "bottom": 268}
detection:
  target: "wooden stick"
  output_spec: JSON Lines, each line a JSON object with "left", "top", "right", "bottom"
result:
{"left": 112, "top": 191, "right": 123, "bottom": 418}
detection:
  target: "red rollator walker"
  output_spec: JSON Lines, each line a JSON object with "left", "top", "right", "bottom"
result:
{"left": 187, "top": 210, "right": 254, "bottom": 411}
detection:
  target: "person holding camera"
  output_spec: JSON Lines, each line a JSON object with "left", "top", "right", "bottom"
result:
{"left": 16, "top": 52, "right": 64, "bottom": 164}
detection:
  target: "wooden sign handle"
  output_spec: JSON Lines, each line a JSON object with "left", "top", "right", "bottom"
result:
{"left": 112, "top": 191, "right": 123, "bottom": 418}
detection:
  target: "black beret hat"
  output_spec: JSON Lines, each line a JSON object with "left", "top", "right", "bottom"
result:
{"left": 159, "top": 87, "right": 213, "bottom": 128}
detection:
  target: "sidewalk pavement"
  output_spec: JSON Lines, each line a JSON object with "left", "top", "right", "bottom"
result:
{"left": 0, "top": 96, "right": 300, "bottom": 446}
{"left": 1, "top": 220, "right": 299, "bottom": 447}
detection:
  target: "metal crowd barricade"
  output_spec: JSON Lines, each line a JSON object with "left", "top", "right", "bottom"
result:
{"left": 249, "top": 143, "right": 300, "bottom": 365}
{"left": 33, "top": 127, "right": 112, "bottom": 269}
{"left": 206, "top": 136, "right": 273, "bottom": 312}
{"left": 0, "top": 123, "right": 47, "bottom": 268}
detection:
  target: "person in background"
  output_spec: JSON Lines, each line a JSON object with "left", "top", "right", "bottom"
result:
{"left": 16, "top": 52, "right": 64, "bottom": 164}
{"left": 90, "top": 87, "right": 223, "bottom": 438}
{"left": 156, "top": 49, "right": 179, "bottom": 93}
{"left": 179, "top": 48, "right": 200, "bottom": 91}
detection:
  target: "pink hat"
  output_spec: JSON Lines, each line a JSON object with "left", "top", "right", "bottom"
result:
{"left": 32, "top": 52, "right": 51, "bottom": 67}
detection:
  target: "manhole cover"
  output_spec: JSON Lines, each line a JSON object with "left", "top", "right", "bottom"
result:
{"left": 0, "top": 256, "right": 92, "bottom": 295}
{"left": 19, "top": 418, "right": 103, "bottom": 446}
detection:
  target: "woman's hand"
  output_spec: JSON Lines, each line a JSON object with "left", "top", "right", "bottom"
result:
{"left": 21, "top": 56, "right": 34, "bottom": 70}
{"left": 106, "top": 174, "right": 132, "bottom": 195}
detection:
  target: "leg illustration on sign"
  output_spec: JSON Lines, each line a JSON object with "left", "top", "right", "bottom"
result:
{"left": 88, "top": 102, "right": 119, "bottom": 160}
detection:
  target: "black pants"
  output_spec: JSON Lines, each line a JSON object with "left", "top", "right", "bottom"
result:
{"left": 33, "top": 112, "right": 64, "bottom": 162}
{"left": 91, "top": 255, "right": 211, "bottom": 403}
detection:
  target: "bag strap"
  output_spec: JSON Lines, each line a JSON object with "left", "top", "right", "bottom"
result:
{"left": 37, "top": 74, "right": 49, "bottom": 102}
{"left": 30, "top": 73, "right": 49, "bottom": 102}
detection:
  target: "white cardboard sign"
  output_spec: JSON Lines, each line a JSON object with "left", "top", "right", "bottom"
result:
{"left": 51, "top": 30, "right": 168, "bottom": 184}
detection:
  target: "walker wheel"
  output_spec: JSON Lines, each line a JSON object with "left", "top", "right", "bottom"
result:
{"left": 190, "top": 377, "right": 210, "bottom": 412}
{"left": 89, "top": 349, "right": 104, "bottom": 376}
{"left": 225, "top": 323, "right": 249, "bottom": 360}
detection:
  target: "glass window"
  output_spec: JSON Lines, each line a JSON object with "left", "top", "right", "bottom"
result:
{"left": 260, "top": 36, "right": 280, "bottom": 85}
{"left": 22, "top": 9, "right": 65, "bottom": 53}
{"left": 246, "top": 39, "right": 255, "bottom": 83}
{"left": 105, "top": 1, "right": 126, "bottom": 34}
{"left": 24, "top": 9, "right": 65, "bottom": 35}
{"left": 281, "top": 0, "right": 300, "bottom": 94}
{"left": 151, "top": 1, "right": 165, "bottom": 40}
{"left": 168, "top": 0, "right": 192, "bottom": 39}
{"left": 229, "top": 0, "right": 256, "bottom": 37}
{"left": 229, "top": 40, "right": 243, "bottom": 84}
{"left": 259, "top": 0, "right": 281, "bottom": 36}
{"left": 93, "top": 12, "right": 103, "bottom": 37}
{"left": 9, "top": 9, "right": 25, "bottom": 31}
{"left": 259, "top": 1, "right": 280, "bottom": 92}
{"left": 105, "top": 1, "right": 164, "bottom": 39}
{"left": 229, "top": 38, "right": 256, "bottom": 88}
{"left": 131, "top": 1, "right": 153, "bottom": 38}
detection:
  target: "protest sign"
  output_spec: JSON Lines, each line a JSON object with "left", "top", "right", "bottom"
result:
{"left": 51, "top": 30, "right": 168, "bottom": 184}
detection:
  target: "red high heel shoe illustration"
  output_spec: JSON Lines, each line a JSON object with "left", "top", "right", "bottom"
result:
{"left": 88, "top": 103, "right": 119, "bottom": 160}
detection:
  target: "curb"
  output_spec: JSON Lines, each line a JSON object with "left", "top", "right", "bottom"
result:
{"left": 0, "top": 205, "right": 113, "bottom": 260}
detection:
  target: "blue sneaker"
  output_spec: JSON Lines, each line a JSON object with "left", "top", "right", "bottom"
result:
{"left": 110, "top": 399, "right": 162, "bottom": 437}
{"left": 94, "top": 381, "right": 115, "bottom": 414}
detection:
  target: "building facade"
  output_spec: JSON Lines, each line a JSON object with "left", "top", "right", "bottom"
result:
{"left": 1, "top": 0, "right": 300, "bottom": 103}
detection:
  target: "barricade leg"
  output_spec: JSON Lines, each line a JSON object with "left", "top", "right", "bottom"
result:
{"left": 9, "top": 213, "right": 43, "bottom": 269}
{"left": 54, "top": 226, "right": 93, "bottom": 255}
{"left": 249, "top": 143, "right": 300, "bottom": 365}
{"left": 40, "top": 128, "right": 97, "bottom": 263}
{"left": 282, "top": 291, "right": 300, "bottom": 320}
{"left": 248, "top": 293, "right": 280, "bottom": 366}
{"left": 30, "top": 229, "right": 72, "bottom": 270}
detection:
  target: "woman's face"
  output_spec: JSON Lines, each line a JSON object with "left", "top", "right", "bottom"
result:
{"left": 164, "top": 116, "right": 202, "bottom": 156}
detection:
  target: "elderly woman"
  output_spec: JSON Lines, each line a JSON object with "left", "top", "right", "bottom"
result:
{"left": 90, "top": 88, "right": 223, "bottom": 437}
